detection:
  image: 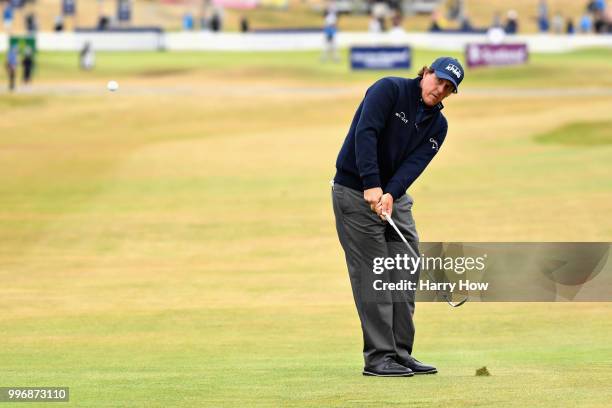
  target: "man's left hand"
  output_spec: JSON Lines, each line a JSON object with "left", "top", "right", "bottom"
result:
{"left": 376, "top": 193, "right": 394, "bottom": 220}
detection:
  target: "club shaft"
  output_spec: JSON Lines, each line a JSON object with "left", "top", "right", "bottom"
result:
{"left": 383, "top": 213, "right": 467, "bottom": 307}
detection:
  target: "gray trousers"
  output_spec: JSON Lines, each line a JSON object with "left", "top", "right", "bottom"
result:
{"left": 332, "top": 182, "right": 420, "bottom": 367}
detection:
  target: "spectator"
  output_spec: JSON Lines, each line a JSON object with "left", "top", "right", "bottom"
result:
{"left": 430, "top": 10, "right": 448, "bottom": 32}
{"left": 537, "top": 0, "right": 550, "bottom": 32}
{"left": 210, "top": 12, "right": 221, "bottom": 32}
{"left": 372, "top": 2, "right": 388, "bottom": 32}
{"left": 552, "top": 12, "right": 564, "bottom": 34}
{"left": 447, "top": 0, "right": 462, "bottom": 20}
{"left": 389, "top": 9, "right": 405, "bottom": 42}
{"left": 594, "top": 14, "right": 606, "bottom": 32}
{"left": 566, "top": 17, "right": 575, "bottom": 34}
{"left": 5, "top": 45, "right": 18, "bottom": 92}
{"left": 491, "top": 11, "right": 502, "bottom": 28}
{"left": 460, "top": 14, "right": 474, "bottom": 32}
{"left": 377, "top": 17, "right": 386, "bottom": 32}
{"left": 591, "top": 0, "right": 608, "bottom": 32}
{"left": 605, "top": 8, "right": 612, "bottom": 32}
{"left": 54, "top": 15, "right": 64, "bottom": 32}
{"left": 97, "top": 15, "right": 109, "bottom": 30}
{"left": 199, "top": 10, "right": 208, "bottom": 31}
{"left": 368, "top": 14, "right": 382, "bottom": 33}
{"left": 321, "top": 8, "right": 338, "bottom": 62}
{"left": 388, "top": 0, "right": 401, "bottom": 15}
{"left": 504, "top": 10, "right": 519, "bottom": 34}
{"left": 580, "top": 13, "right": 593, "bottom": 32}
{"left": 3, "top": 3, "right": 13, "bottom": 32}
{"left": 25, "top": 13, "right": 37, "bottom": 33}
{"left": 183, "top": 12, "right": 194, "bottom": 30}
{"left": 22, "top": 46, "right": 34, "bottom": 85}
{"left": 390, "top": 8, "right": 403, "bottom": 31}
{"left": 240, "top": 15, "right": 249, "bottom": 33}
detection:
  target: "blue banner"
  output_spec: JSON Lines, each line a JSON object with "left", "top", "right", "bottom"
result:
{"left": 350, "top": 46, "right": 412, "bottom": 70}
{"left": 62, "top": 0, "right": 76, "bottom": 16}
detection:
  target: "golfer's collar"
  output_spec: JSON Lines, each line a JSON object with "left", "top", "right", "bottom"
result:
{"left": 419, "top": 97, "right": 444, "bottom": 112}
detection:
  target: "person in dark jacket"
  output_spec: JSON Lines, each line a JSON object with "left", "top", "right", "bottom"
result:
{"left": 332, "top": 57, "right": 464, "bottom": 377}
{"left": 22, "top": 46, "right": 34, "bottom": 85}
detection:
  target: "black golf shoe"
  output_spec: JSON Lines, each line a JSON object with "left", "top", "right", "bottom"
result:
{"left": 398, "top": 356, "right": 437, "bottom": 375}
{"left": 363, "top": 359, "right": 414, "bottom": 377}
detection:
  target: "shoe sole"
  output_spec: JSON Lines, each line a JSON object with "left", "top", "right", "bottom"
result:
{"left": 412, "top": 369, "right": 438, "bottom": 375}
{"left": 362, "top": 370, "right": 414, "bottom": 377}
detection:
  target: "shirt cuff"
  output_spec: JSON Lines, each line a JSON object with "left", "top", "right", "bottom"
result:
{"left": 384, "top": 182, "right": 406, "bottom": 200}
{"left": 361, "top": 174, "right": 382, "bottom": 190}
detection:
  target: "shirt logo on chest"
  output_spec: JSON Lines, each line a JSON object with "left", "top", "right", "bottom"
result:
{"left": 429, "top": 138, "right": 439, "bottom": 151}
{"left": 394, "top": 111, "right": 409, "bottom": 124}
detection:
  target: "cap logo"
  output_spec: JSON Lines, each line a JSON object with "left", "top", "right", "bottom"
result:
{"left": 445, "top": 63, "right": 462, "bottom": 79}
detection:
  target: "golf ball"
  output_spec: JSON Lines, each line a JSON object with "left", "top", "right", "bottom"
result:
{"left": 107, "top": 80, "right": 119, "bottom": 92}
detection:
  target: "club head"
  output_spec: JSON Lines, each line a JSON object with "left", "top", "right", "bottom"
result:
{"left": 443, "top": 293, "right": 469, "bottom": 307}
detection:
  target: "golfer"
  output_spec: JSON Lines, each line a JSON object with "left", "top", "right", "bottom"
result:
{"left": 332, "top": 57, "right": 464, "bottom": 377}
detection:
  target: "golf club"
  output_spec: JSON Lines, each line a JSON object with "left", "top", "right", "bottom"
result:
{"left": 383, "top": 212, "right": 468, "bottom": 308}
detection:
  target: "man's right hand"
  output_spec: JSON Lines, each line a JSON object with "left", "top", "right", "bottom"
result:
{"left": 363, "top": 187, "right": 383, "bottom": 213}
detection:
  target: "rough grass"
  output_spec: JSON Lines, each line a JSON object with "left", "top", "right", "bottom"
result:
{"left": 534, "top": 120, "right": 612, "bottom": 146}
{"left": 0, "top": 49, "right": 611, "bottom": 406}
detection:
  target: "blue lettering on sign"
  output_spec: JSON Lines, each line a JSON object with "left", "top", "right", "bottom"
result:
{"left": 350, "top": 46, "right": 412, "bottom": 70}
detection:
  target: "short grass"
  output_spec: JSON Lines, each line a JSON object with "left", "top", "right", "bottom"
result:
{"left": 3, "top": 47, "right": 608, "bottom": 89}
{"left": 0, "top": 49, "right": 611, "bottom": 407}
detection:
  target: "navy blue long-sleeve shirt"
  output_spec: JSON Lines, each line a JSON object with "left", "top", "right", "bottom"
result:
{"left": 334, "top": 76, "right": 448, "bottom": 199}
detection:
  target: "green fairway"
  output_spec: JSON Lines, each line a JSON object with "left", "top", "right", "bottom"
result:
{"left": 1, "top": 49, "right": 611, "bottom": 407}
